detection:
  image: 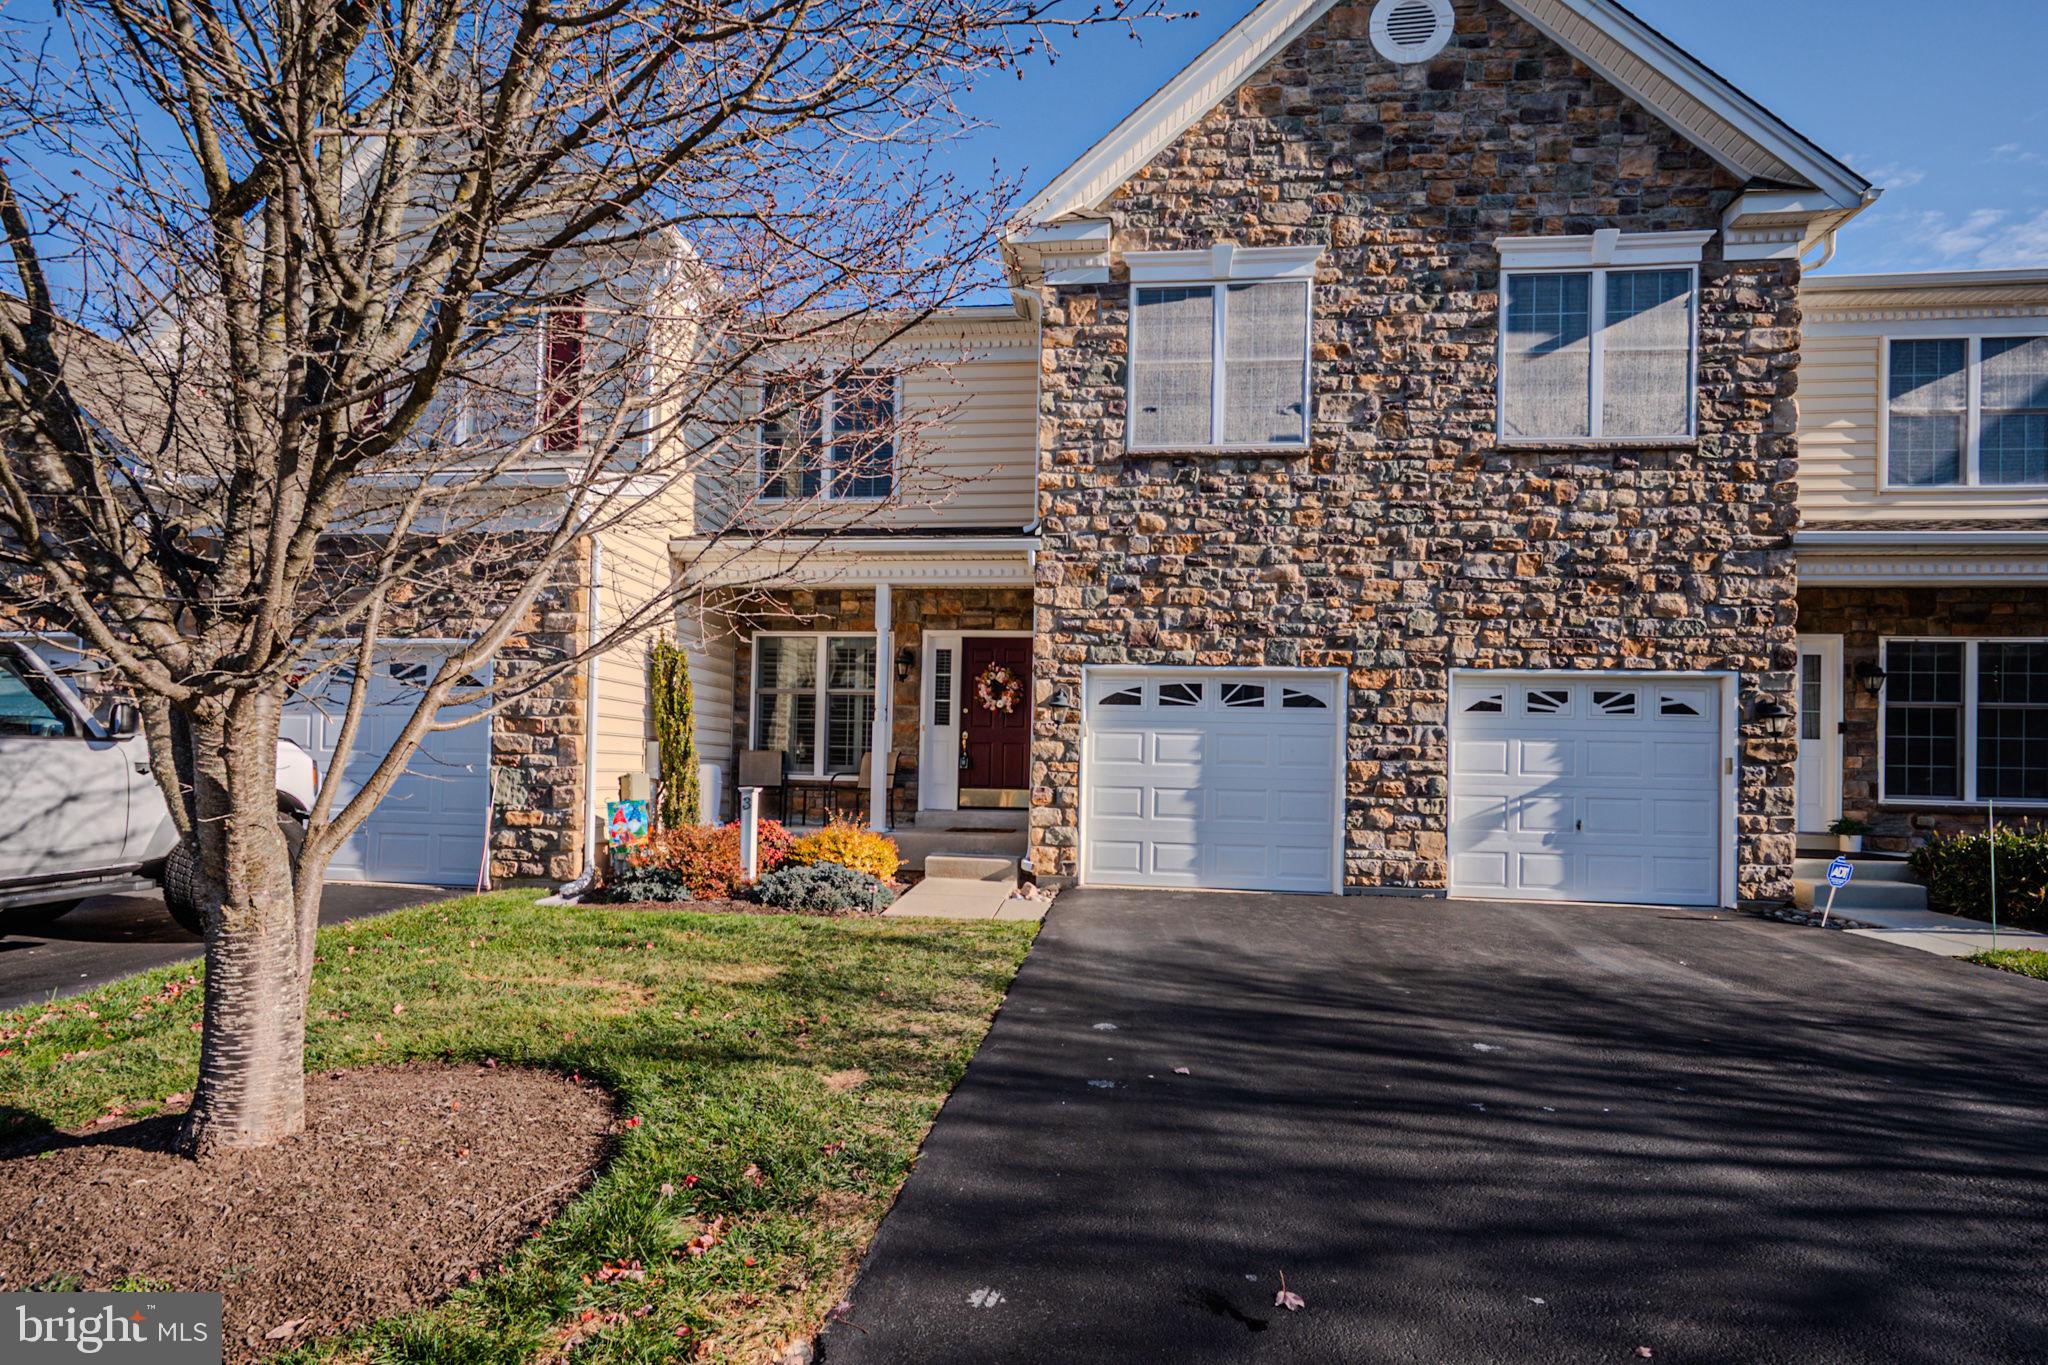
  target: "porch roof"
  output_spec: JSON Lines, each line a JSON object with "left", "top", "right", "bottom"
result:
{"left": 672, "top": 531, "right": 1038, "bottom": 590}
{"left": 1797, "top": 523, "right": 2048, "bottom": 585}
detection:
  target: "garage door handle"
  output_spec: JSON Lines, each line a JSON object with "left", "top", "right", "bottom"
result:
{"left": 1575, "top": 819, "right": 1582, "bottom": 831}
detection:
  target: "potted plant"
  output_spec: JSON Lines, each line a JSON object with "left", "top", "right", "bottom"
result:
{"left": 1828, "top": 816, "right": 1871, "bottom": 854}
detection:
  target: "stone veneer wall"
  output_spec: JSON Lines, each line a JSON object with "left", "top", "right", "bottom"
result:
{"left": 1031, "top": 1, "right": 1803, "bottom": 901}
{"left": 1797, "top": 584, "right": 2048, "bottom": 852}
{"left": 725, "top": 587, "right": 1035, "bottom": 804}
{"left": 484, "top": 563, "right": 590, "bottom": 885}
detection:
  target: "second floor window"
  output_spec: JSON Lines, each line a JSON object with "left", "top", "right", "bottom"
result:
{"left": 1887, "top": 336, "right": 2048, "bottom": 488}
{"left": 758, "top": 372, "right": 896, "bottom": 501}
{"left": 1501, "top": 267, "right": 1696, "bottom": 441}
{"left": 1128, "top": 280, "right": 1310, "bottom": 450}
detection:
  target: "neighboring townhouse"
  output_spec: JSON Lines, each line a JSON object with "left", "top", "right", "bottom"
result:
{"left": 1795, "top": 270, "right": 2048, "bottom": 854}
{"left": 675, "top": 0, "right": 1899, "bottom": 909}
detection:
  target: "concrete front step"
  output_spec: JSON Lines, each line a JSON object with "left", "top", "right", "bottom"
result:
{"left": 1793, "top": 878, "right": 1930, "bottom": 912}
{"left": 922, "top": 853, "right": 1020, "bottom": 885}
{"left": 887, "top": 827, "right": 1026, "bottom": 874}
{"left": 1793, "top": 857, "right": 1916, "bottom": 883}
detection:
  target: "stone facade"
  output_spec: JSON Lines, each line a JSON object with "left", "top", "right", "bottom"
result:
{"left": 725, "top": 586, "right": 1034, "bottom": 810}
{"left": 1797, "top": 584, "right": 2048, "bottom": 853}
{"left": 1030, "top": 2, "right": 1804, "bottom": 901}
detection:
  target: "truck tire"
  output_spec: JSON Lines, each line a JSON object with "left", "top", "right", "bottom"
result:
{"left": 163, "top": 816, "right": 307, "bottom": 938}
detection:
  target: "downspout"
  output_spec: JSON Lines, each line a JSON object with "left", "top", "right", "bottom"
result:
{"left": 1802, "top": 229, "right": 1839, "bottom": 272}
{"left": 557, "top": 534, "right": 605, "bottom": 899}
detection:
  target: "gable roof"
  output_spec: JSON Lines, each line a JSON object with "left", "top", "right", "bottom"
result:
{"left": 1010, "top": 0, "right": 1873, "bottom": 232}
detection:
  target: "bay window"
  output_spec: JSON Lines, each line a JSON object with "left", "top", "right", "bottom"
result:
{"left": 1495, "top": 230, "right": 1710, "bottom": 443}
{"left": 750, "top": 633, "right": 878, "bottom": 777}
{"left": 1125, "top": 244, "right": 1318, "bottom": 451}
{"left": 1881, "top": 639, "right": 2048, "bottom": 804}
{"left": 1888, "top": 335, "right": 2048, "bottom": 487}
{"left": 758, "top": 372, "right": 896, "bottom": 501}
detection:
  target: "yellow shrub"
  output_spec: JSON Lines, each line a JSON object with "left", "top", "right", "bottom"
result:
{"left": 788, "top": 819, "right": 902, "bottom": 882}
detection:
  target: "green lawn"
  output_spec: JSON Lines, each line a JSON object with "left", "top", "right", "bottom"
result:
{"left": 0, "top": 891, "right": 1037, "bottom": 1362}
{"left": 1964, "top": 948, "right": 2048, "bottom": 981}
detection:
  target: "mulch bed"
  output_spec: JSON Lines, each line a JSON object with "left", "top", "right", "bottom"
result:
{"left": 0, "top": 1063, "right": 613, "bottom": 1362}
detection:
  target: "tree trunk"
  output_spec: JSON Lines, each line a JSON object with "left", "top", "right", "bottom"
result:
{"left": 177, "top": 690, "right": 310, "bottom": 1157}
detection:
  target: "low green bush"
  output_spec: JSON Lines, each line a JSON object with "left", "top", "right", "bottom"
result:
{"left": 602, "top": 864, "right": 694, "bottom": 904}
{"left": 1908, "top": 826, "right": 2048, "bottom": 931}
{"left": 749, "top": 860, "right": 896, "bottom": 915}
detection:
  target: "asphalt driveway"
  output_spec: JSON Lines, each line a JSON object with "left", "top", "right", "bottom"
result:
{"left": 820, "top": 890, "right": 2048, "bottom": 1364}
{"left": 0, "top": 883, "right": 456, "bottom": 1010}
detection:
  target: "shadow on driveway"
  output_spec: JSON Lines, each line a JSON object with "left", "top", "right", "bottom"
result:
{"left": 820, "top": 889, "right": 2048, "bottom": 1365}
{"left": 0, "top": 883, "right": 457, "bottom": 1010}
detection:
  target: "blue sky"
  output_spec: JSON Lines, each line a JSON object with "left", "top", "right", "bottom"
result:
{"left": 954, "top": 0, "right": 2048, "bottom": 277}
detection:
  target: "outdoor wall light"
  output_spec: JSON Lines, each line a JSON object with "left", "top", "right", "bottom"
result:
{"left": 1854, "top": 661, "right": 1888, "bottom": 699}
{"left": 1751, "top": 697, "right": 1793, "bottom": 727}
{"left": 895, "top": 646, "right": 916, "bottom": 682}
{"left": 1051, "top": 685, "right": 1076, "bottom": 710}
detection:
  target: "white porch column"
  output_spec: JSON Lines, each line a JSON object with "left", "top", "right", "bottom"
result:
{"left": 870, "top": 581, "right": 893, "bottom": 831}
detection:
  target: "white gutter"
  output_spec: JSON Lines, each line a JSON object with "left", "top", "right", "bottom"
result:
{"left": 671, "top": 534, "right": 1042, "bottom": 556}
{"left": 1797, "top": 530, "right": 2048, "bottom": 547}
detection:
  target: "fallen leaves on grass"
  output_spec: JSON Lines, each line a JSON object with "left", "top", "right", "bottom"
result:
{"left": 682, "top": 1217, "right": 727, "bottom": 1258}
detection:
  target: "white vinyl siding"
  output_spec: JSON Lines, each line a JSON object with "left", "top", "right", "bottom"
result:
{"left": 1128, "top": 281, "right": 1309, "bottom": 450}
{"left": 1501, "top": 267, "right": 1697, "bottom": 441}
{"left": 1797, "top": 316, "right": 2048, "bottom": 521}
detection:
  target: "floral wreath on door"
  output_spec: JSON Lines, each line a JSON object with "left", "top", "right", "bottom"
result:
{"left": 974, "top": 662, "right": 1022, "bottom": 715}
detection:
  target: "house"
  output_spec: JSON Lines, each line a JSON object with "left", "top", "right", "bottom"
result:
{"left": 1794, "top": 270, "right": 2048, "bottom": 854}
{"left": 666, "top": 0, "right": 2045, "bottom": 910}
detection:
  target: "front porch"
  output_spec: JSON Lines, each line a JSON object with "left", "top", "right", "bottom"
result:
{"left": 1795, "top": 527, "right": 2048, "bottom": 852}
{"left": 673, "top": 532, "right": 1039, "bottom": 873}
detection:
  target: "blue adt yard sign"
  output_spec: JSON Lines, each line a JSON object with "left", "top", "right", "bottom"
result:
{"left": 1821, "top": 856, "right": 1855, "bottom": 926}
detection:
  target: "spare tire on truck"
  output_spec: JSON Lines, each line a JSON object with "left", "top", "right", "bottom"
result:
{"left": 162, "top": 817, "right": 307, "bottom": 938}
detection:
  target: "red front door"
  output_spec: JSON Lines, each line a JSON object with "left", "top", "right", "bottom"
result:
{"left": 960, "top": 637, "right": 1031, "bottom": 796}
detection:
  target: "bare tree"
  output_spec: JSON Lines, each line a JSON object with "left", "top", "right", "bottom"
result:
{"left": 0, "top": 0, "right": 1164, "bottom": 1155}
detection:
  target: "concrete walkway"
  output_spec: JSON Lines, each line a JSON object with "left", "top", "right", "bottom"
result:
{"left": 1844, "top": 904, "right": 2048, "bottom": 959}
{"left": 883, "top": 878, "right": 1046, "bottom": 921}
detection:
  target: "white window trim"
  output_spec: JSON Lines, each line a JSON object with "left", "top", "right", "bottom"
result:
{"left": 1124, "top": 248, "right": 1318, "bottom": 454}
{"left": 1493, "top": 229, "right": 1710, "bottom": 445}
{"left": 1877, "top": 636, "right": 2048, "bottom": 808}
{"left": 747, "top": 631, "right": 881, "bottom": 779}
{"left": 755, "top": 372, "right": 903, "bottom": 504}
{"left": 1878, "top": 334, "right": 2048, "bottom": 492}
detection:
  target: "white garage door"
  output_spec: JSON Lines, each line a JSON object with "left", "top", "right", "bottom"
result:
{"left": 1083, "top": 669, "right": 1343, "bottom": 894}
{"left": 1449, "top": 675, "right": 1726, "bottom": 907}
{"left": 283, "top": 655, "right": 491, "bottom": 886}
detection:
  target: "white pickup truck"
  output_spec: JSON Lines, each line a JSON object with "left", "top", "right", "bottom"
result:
{"left": 0, "top": 640, "right": 317, "bottom": 935}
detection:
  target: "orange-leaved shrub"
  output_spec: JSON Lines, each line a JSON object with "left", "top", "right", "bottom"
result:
{"left": 614, "top": 818, "right": 791, "bottom": 900}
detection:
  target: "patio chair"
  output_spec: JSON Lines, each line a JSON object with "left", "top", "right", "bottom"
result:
{"left": 825, "top": 749, "right": 901, "bottom": 822}
{"left": 735, "top": 748, "right": 788, "bottom": 822}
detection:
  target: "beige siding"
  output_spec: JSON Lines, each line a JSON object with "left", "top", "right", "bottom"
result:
{"left": 710, "top": 315, "right": 1039, "bottom": 536}
{"left": 890, "top": 356, "right": 1037, "bottom": 528}
{"left": 590, "top": 521, "right": 669, "bottom": 812}
{"left": 1799, "top": 317, "right": 2048, "bottom": 524}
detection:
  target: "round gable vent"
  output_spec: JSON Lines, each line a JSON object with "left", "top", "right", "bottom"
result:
{"left": 1370, "top": 0, "right": 1454, "bottom": 65}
